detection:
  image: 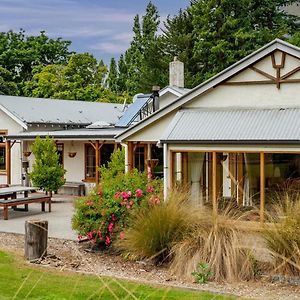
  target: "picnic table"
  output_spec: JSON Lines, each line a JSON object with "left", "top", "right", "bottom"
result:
{"left": 0, "top": 186, "right": 51, "bottom": 220}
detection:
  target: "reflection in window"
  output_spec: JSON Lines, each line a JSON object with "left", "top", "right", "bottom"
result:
{"left": 0, "top": 146, "right": 5, "bottom": 172}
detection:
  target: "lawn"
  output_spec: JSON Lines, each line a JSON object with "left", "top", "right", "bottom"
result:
{"left": 0, "top": 250, "right": 237, "bottom": 300}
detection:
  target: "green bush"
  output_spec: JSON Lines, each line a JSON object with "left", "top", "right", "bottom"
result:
{"left": 72, "top": 149, "right": 162, "bottom": 248}
{"left": 30, "top": 136, "right": 65, "bottom": 193}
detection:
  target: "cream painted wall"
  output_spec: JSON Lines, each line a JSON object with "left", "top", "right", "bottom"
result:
{"left": 159, "top": 92, "right": 178, "bottom": 109}
{"left": 127, "top": 112, "right": 176, "bottom": 142}
{"left": 0, "top": 110, "right": 24, "bottom": 185}
{"left": 186, "top": 53, "right": 300, "bottom": 109}
{"left": 26, "top": 140, "right": 86, "bottom": 183}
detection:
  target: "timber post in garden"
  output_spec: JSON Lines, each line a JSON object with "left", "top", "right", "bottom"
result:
{"left": 25, "top": 220, "right": 48, "bottom": 260}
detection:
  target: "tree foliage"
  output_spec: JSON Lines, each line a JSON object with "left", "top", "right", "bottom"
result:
{"left": 30, "top": 136, "right": 65, "bottom": 193}
{"left": 0, "top": 30, "right": 71, "bottom": 88}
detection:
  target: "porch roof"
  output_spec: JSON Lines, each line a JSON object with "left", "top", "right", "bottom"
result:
{"left": 5, "top": 128, "right": 125, "bottom": 141}
{"left": 160, "top": 107, "right": 300, "bottom": 144}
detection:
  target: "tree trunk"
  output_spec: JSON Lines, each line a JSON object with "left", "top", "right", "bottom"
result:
{"left": 25, "top": 220, "right": 48, "bottom": 260}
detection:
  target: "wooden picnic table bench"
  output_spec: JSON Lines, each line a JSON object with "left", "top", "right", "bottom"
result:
{"left": 0, "top": 194, "right": 51, "bottom": 220}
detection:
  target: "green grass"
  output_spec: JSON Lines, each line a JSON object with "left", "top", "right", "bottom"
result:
{"left": 0, "top": 251, "right": 237, "bottom": 300}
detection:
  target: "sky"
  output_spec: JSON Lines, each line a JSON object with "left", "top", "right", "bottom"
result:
{"left": 0, "top": 0, "right": 189, "bottom": 63}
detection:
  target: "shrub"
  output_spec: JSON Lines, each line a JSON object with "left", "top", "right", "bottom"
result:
{"left": 263, "top": 192, "right": 300, "bottom": 276}
{"left": 72, "top": 149, "right": 162, "bottom": 248}
{"left": 30, "top": 136, "right": 65, "bottom": 194}
{"left": 170, "top": 206, "right": 257, "bottom": 282}
{"left": 116, "top": 190, "right": 200, "bottom": 262}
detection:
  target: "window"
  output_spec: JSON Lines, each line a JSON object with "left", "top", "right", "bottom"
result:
{"left": 85, "top": 144, "right": 96, "bottom": 180}
{"left": 0, "top": 130, "right": 7, "bottom": 173}
{"left": 56, "top": 143, "right": 64, "bottom": 166}
{"left": 84, "top": 143, "right": 115, "bottom": 181}
{"left": 134, "top": 145, "right": 146, "bottom": 172}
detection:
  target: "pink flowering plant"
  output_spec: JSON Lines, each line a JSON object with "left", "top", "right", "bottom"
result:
{"left": 72, "top": 149, "right": 162, "bottom": 249}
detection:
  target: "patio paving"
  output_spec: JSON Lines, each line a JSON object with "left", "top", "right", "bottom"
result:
{"left": 0, "top": 194, "right": 78, "bottom": 240}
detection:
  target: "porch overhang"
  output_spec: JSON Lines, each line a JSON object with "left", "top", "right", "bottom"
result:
{"left": 5, "top": 128, "right": 125, "bottom": 141}
{"left": 160, "top": 107, "right": 300, "bottom": 145}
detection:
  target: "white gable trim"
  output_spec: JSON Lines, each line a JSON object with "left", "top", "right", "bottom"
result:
{"left": 0, "top": 104, "right": 27, "bottom": 130}
{"left": 116, "top": 39, "right": 300, "bottom": 142}
{"left": 159, "top": 87, "right": 183, "bottom": 98}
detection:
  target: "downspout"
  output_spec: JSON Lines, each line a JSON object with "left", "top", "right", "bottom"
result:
{"left": 121, "top": 143, "right": 129, "bottom": 173}
{"left": 163, "top": 142, "right": 168, "bottom": 200}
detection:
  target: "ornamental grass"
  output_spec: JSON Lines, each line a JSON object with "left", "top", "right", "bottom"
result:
{"left": 116, "top": 189, "right": 198, "bottom": 263}
{"left": 170, "top": 205, "right": 257, "bottom": 282}
{"left": 262, "top": 191, "right": 300, "bottom": 276}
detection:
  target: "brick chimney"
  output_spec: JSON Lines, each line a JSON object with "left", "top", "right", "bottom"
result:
{"left": 169, "top": 57, "right": 184, "bottom": 88}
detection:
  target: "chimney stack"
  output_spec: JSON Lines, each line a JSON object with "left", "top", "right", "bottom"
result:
{"left": 169, "top": 57, "right": 184, "bottom": 88}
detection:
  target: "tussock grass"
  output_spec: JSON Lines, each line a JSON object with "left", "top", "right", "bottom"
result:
{"left": 117, "top": 190, "right": 199, "bottom": 262}
{"left": 263, "top": 191, "right": 300, "bottom": 276}
{"left": 170, "top": 206, "right": 257, "bottom": 282}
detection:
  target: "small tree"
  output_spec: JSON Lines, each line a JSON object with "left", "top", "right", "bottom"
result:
{"left": 30, "top": 136, "right": 65, "bottom": 194}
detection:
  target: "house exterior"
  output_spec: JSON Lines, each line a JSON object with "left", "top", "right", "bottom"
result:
{"left": 0, "top": 67, "right": 189, "bottom": 193}
{"left": 0, "top": 96, "right": 124, "bottom": 191}
{"left": 116, "top": 39, "right": 300, "bottom": 222}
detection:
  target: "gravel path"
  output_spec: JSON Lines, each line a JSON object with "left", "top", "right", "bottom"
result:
{"left": 1, "top": 232, "right": 300, "bottom": 300}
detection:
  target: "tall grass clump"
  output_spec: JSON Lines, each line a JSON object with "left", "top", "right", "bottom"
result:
{"left": 117, "top": 190, "right": 199, "bottom": 263}
{"left": 170, "top": 206, "right": 257, "bottom": 282}
{"left": 263, "top": 191, "right": 300, "bottom": 276}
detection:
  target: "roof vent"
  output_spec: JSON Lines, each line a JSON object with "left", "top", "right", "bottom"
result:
{"left": 86, "top": 121, "right": 111, "bottom": 129}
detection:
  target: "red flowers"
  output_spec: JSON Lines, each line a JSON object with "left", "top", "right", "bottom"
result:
{"left": 108, "top": 222, "right": 114, "bottom": 233}
{"left": 135, "top": 188, "right": 143, "bottom": 198}
{"left": 147, "top": 185, "right": 154, "bottom": 193}
{"left": 86, "top": 200, "right": 94, "bottom": 206}
{"left": 119, "top": 232, "right": 125, "bottom": 240}
{"left": 105, "top": 235, "right": 111, "bottom": 246}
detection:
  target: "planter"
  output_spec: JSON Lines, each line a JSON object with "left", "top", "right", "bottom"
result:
{"left": 23, "top": 151, "right": 31, "bottom": 157}
{"left": 68, "top": 152, "right": 77, "bottom": 158}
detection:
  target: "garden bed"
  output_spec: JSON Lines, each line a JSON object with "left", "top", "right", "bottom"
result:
{"left": 0, "top": 232, "right": 300, "bottom": 300}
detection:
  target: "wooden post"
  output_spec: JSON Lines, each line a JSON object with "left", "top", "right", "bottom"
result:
{"left": 208, "top": 153, "right": 213, "bottom": 202}
{"left": 95, "top": 140, "right": 100, "bottom": 183}
{"left": 127, "top": 142, "right": 133, "bottom": 171}
{"left": 182, "top": 152, "right": 188, "bottom": 186}
{"left": 237, "top": 153, "right": 244, "bottom": 206}
{"left": 147, "top": 143, "right": 152, "bottom": 179}
{"left": 212, "top": 151, "right": 218, "bottom": 217}
{"left": 25, "top": 220, "right": 48, "bottom": 260}
{"left": 260, "top": 152, "right": 265, "bottom": 223}
{"left": 5, "top": 140, "right": 11, "bottom": 185}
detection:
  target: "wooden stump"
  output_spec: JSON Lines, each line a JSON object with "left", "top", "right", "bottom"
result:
{"left": 25, "top": 220, "right": 48, "bottom": 260}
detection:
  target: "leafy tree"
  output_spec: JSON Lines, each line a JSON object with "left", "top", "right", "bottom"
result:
{"left": 30, "top": 136, "right": 65, "bottom": 195}
{"left": 0, "top": 67, "right": 17, "bottom": 95}
{"left": 0, "top": 30, "right": 71, "bottom": 87}
{"left": 107, "top": 58, "right": 118, "bottom": 93}
{"left": 190, "top": 0, "right": 300, "bottom": 83}
{"left": 117, "top": 54, "right": 127, "bottom": 92}
{"left": 161, "top": 8, "right": 198, "bottom": 88}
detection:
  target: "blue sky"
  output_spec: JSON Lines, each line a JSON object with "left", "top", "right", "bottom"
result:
{"left": 0, "top": 0, "right": 189, "bottom": 63}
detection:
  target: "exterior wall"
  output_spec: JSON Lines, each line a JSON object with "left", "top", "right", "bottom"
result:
{"left": 127, "top": 112, "right": 176, "bottom": 142}
{"left": 159, "top": 92, "right": 179, "bottom": 109}
{"left": 185, "top": 53, "right": 300, "bottom": 109}
{"left": 0, "top": 110, "right": 24, "bottom": 185}
{"left": 26, "top": 140, "right": 86, "bottom": 183}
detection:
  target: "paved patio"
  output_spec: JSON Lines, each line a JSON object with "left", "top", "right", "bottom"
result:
{"left": 0, "top": 194, "right": 78, "bottom": 240}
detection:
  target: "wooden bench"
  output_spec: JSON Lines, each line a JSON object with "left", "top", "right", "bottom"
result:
{"left": 0, "top": 194, "right": 51, "bottom": 220}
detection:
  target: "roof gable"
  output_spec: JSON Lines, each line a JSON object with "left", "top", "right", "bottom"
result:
{"left": 116, "top": 39, "right": 300, "bottom": 142}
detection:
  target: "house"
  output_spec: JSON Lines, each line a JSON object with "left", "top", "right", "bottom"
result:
{"left": 0, "top": 96, "right": 124, "bottom": 192}
{"left": 116, "top": 39, "right": 300, "bottom": 222}
{"left": 0, "top": 64, "right": 189, "bottom": 193}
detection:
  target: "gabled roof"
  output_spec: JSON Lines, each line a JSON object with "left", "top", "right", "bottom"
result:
{"left": 159, "top": 86, "right": 190, "bottom": 98}
{"left": 0, "top": 95, "right": 124, "bottom": 127}
{"left": 161, "top": 107, "right": 300, "bottom": 144}
{"left": 116, "top": 39, "right": 300, "bottom": 142}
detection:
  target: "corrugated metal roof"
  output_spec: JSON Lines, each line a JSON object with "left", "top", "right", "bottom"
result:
{"left": 0, "top": 95, "right": 124, "bottom": 125}
{"left": 161, "top": 108, "right": 300, "bottom": 144}
{"left": 116, "top": 94, "right": 150, "bottom": 127}
{"left": 6, "top": 128, "right": 125, "bottom": 140}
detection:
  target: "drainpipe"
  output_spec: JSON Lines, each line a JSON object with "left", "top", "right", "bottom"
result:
{"left": 121, "top": 143, "right": 129, "bottom": 173}
{"left": 163, "top": 143, "right": 168, "bottom": 200}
